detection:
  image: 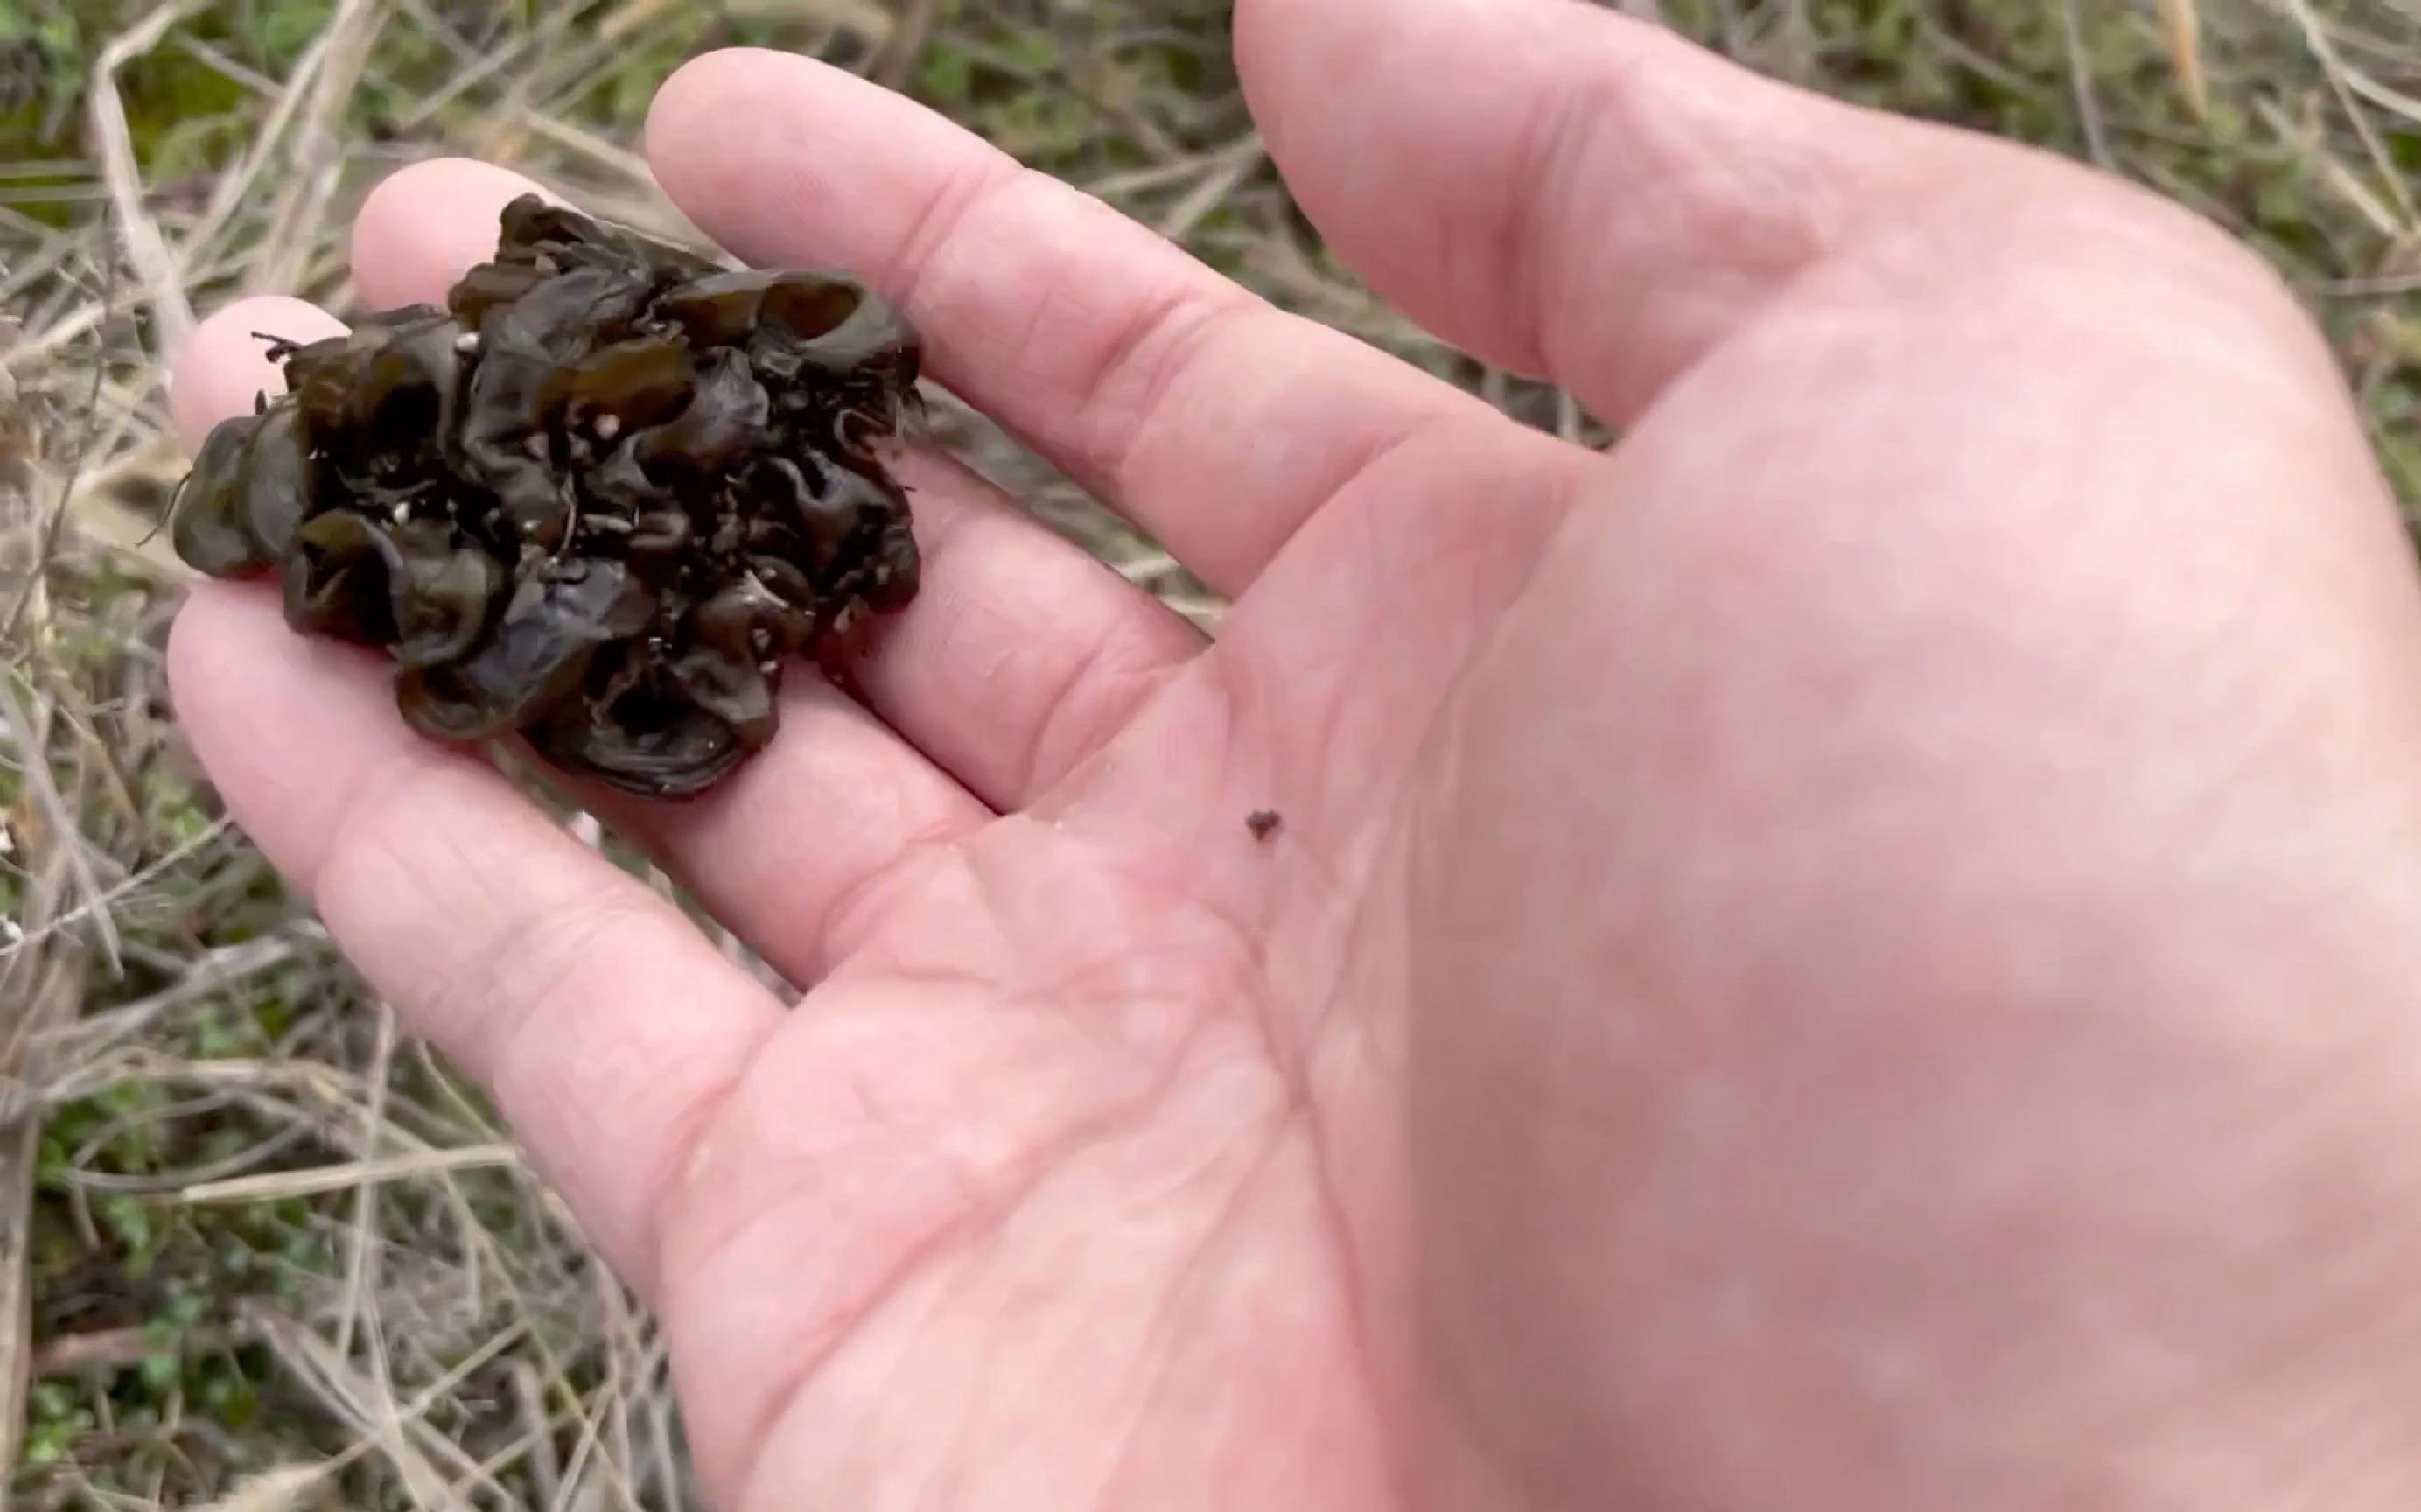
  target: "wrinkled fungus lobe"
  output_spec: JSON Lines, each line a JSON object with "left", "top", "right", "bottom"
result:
{"left": 169, "top": 193, "right": 924, "bottom": 799}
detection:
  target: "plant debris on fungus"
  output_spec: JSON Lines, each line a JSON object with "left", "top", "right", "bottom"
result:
{"left": 167, "top": 193, "right": 924, "bottom": 799}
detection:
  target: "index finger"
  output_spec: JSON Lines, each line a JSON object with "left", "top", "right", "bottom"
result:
{"left": 642, "top": 47, "right": 1512, "bottom": 598}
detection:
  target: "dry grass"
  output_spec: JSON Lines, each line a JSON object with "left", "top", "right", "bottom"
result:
{"left": 1, "top": 0, "right": 2418, "bottom": 1503}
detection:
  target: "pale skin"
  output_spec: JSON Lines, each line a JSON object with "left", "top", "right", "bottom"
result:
{"left": 163, "top": 0, "right": 2421, "bottom": 1507}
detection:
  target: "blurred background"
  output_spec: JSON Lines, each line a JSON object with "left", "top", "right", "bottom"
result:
{"left": 0, "top": 0, "right": 2411, "bottom": 1506}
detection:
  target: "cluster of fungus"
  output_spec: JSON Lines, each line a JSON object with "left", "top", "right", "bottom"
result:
{"left": 167, "top": 193, "right": 924, "bottom": 799}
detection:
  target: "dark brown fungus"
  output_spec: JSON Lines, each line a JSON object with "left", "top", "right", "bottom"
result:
{"left": 165, "top": 192, "right": 926, "bottom": 798}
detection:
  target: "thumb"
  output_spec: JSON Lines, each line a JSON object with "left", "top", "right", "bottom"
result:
{"left": 1235, "top": 0, "right": 1991, "bottom": 424}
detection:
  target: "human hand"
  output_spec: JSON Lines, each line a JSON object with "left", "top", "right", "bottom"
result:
{"left": 164, "top": 1, "right": 2421, "bottom": 1508}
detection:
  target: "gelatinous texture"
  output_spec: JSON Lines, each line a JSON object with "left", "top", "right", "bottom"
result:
{"left": 166, "top": 194, "right": 925, "bottom": 799}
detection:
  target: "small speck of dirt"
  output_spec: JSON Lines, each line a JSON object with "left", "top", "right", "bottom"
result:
{"left": 1246, "top": 808, "right": 1281, "bottom": 842}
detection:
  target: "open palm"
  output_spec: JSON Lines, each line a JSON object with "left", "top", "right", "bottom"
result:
{"left": 168, "top": 3, "right": 2421, "bottom": 1510}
